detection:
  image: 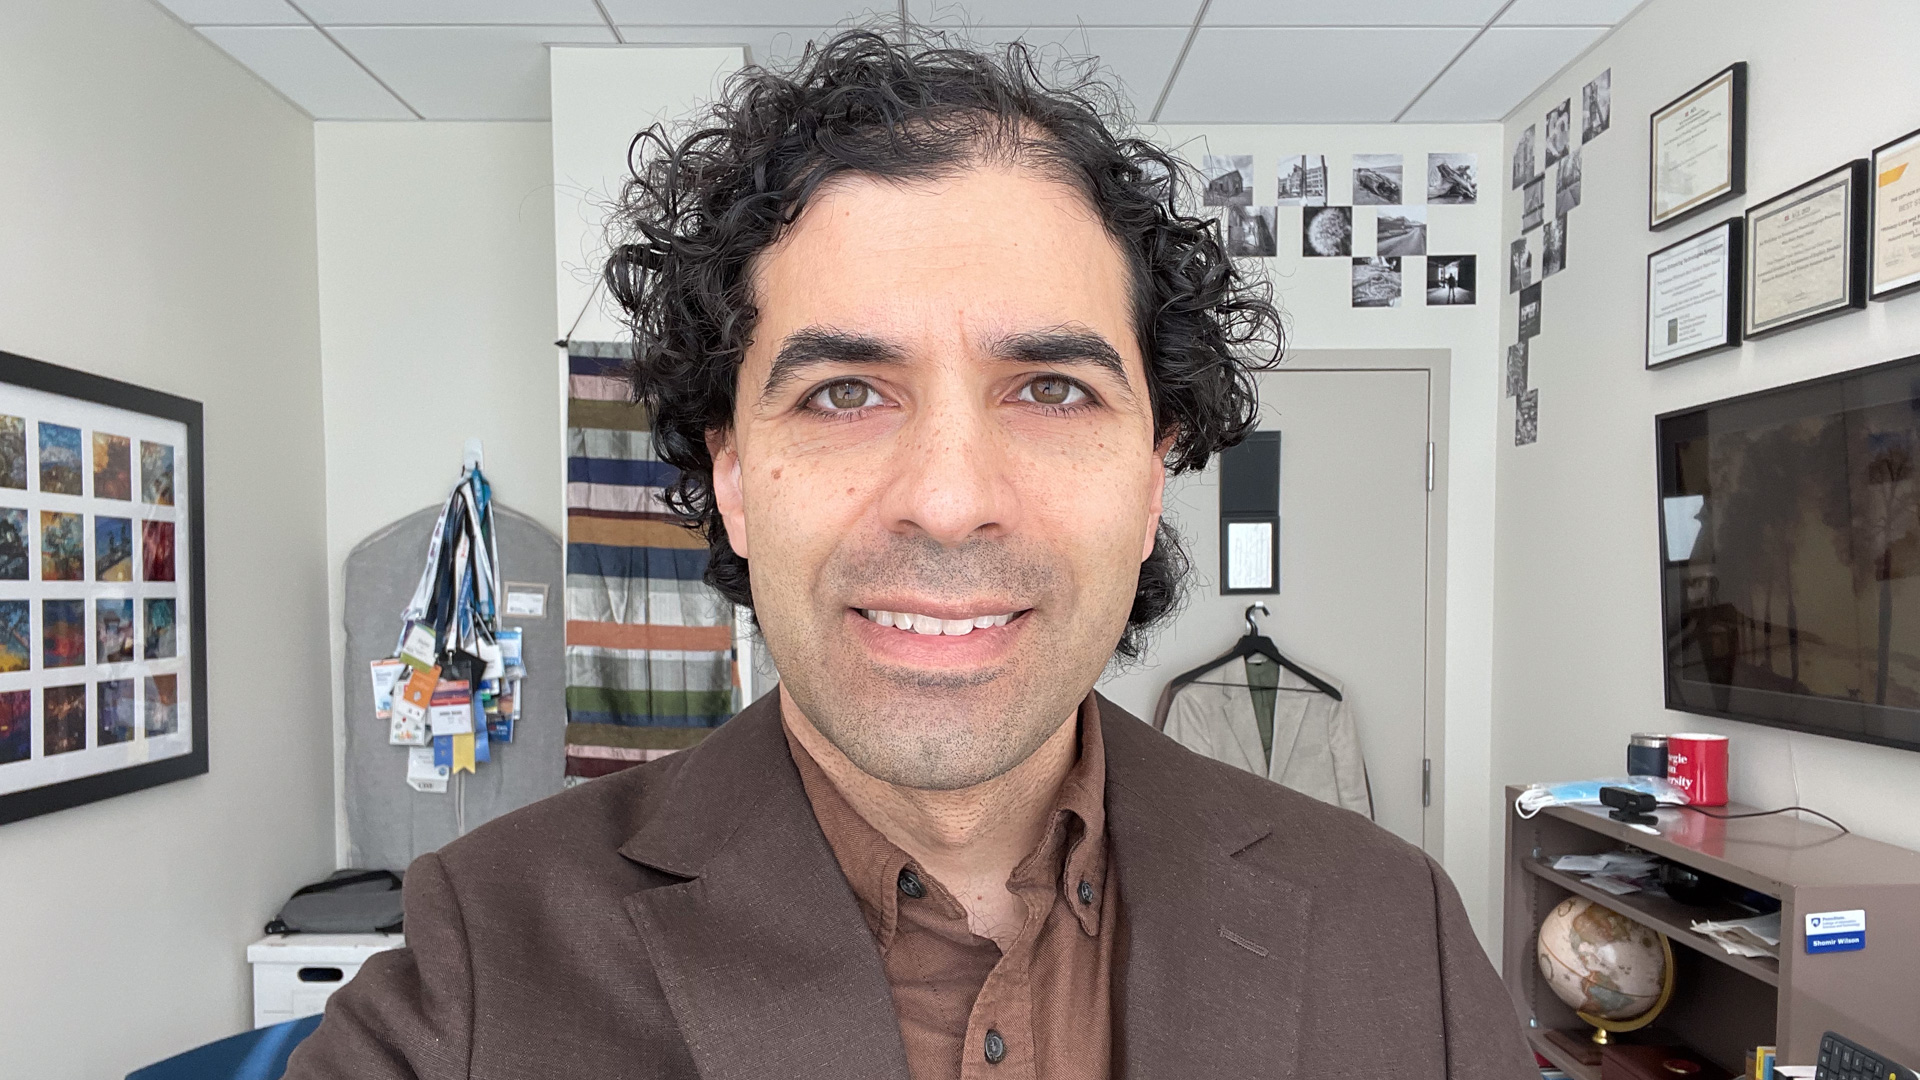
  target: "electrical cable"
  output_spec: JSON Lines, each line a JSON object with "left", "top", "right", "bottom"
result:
{"left": 1675, "top": 803, "right": 1849, "bottom": 834}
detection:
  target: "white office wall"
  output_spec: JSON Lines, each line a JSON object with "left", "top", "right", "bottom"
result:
{"left": 314, "top": 121, "right": 564, "bottom": 861}
{"left": 1102, "top": 123, "right": 1507, "bottom": 941}
{"left": 1492, "top": 0, "right": 1920, "bottom": 962}
{"left": 0, "top": 1, "right": 332, "bottom": 1076}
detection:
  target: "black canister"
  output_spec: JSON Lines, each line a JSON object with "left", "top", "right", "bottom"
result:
{"left": 1628, "top": 733, "right": 1669, "bottom": 778}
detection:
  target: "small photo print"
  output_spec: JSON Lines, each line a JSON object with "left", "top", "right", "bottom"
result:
{"left": 0, "top": 689, "right": 28, "bottom": 765}
{"left": 1226, "top": 206, "right": 1278, "bottom": 257}
{"left": 1509, "top": 237, "right": 1534, "bottom": 293}
{"left": 1506, "top": 342, "right": 1529, "bottom": 398}
{"left": 142, "top": 519, "right": 175, "bottom": 582}
{"left": 145, "top": 598, "right": 177, "bottom": 660}
{"left": 43, "top": 599, "right": 85, "bottom": 668}
{"left": 1516, "top": 388, "right": 1540, "bottom": 447}
{"left": 1426, "top": 153, "right": 1477, "bottom": 204}
{"left": 0, "top": 508, "right": 25, "bottom": 580}
{"left": 141, "top": 441, "right": 174, "bottom": 506}
{"left": 145, "top": 673, "right": 179, "bottom": 737}
{"left": 1545, "top": 99, "right": 1572, "bottom": 166}
{"left": 92, "top": 432, "right": 131, "bottom": 501}
{"left": 1303, "top": 205, "right": 1353, "bottom": 257}
{"left": 40, "top": 510, "right": 83, "bottom": 581}
{"left": 95, "top": 516, "right": 132, "bottom": 582}
{"left": 1201, "top": 155, "right": 1254, "bottom": 206}
{"left": 1352, "top": 257, "right": 1403, "bottom": 308}
{"left": 1352, "top": 154, "right": 1403, "bottom": 205}
{"left": 1276, "top": 154, "right": 1328, "bottom": 206}
{"left": 0, "top": 416, "right": 24, "bottom": 490}
{"left": 38, "top": 422, "right": 82, "bottom": 496}
{"left": 1521, "top": 176, "right": 1545, "bottom": 233}
{"left": 44, "top": 684, "right": 86, "bottom": 755}
{"left": 1543, "top": 214, "right": 1569, "bottom": 278}
{"left": 1556, "top": 148, "right": 1583, "bottom": 215}
{"left": 97, "top": 598, "right": 134, "bottom": 664}
{"left": 98, "top": 678, "right": 135, "bottom": 746}
{"left": 1582, "top": 68, "right": 1611, "bottom": 142}
{"left": 1519, "top": 283, "right": 1543, "bottom": 340}
{"left": 1376, "top": 206, "right": 1427, "bottom": 256}
{"left": 0, "top": 601, "right": 28, "bottom": 673}
{"left": 1426, "top": 255, "right": 1476, "bottom": 306}
{"left": 1511, "top": 124, "right": 1537, "bottom": 189}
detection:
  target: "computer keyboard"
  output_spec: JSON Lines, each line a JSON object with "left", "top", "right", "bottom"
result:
{"left": 1816, "top": 1032, "right": 1918, "bottom": 1080}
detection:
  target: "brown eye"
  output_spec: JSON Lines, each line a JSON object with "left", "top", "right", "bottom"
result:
{"left": 816, "top": 380, "right": 874, "bottom": 411}
{"left": 1020, "top": 375, "right": 1085, "bottom": 408}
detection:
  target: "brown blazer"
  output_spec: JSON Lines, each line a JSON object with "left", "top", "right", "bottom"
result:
{"left": 286, "top": 693, "right": 1534, "bottom": 1079}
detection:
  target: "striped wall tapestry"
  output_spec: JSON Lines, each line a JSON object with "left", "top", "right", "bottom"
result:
{"left": 564, "top": 342, "right": 736, "bottom": 783}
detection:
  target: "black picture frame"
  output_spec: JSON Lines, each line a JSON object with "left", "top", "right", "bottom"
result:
{"left": 1645, "top": 216, "right": 1743, "bottom": 369}
{"left": 1218, "top": 431, "right": 1280, "bottom": 596}
{"left": 1648, "top": 62, "right": 1747, "bottom": 231}
{"left": 1869, "top": 124, "right": 1920, "bottom": 301}
{"left": 1742, "top": 159, "right": 1870, "bottom": 339}
{"left": 0, "top": 350, "right": 208, "bottom": 826}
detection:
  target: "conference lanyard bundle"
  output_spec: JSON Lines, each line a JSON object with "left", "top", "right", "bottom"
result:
{"left": 368, "top": 464, "right": 527, "bottom": 794}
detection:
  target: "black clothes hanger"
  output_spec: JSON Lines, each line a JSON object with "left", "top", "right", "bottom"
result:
{"left": 1166, "top": 603, "right": 1344, "bottom": 702}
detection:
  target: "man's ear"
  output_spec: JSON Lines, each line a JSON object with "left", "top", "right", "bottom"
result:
{"left": 705, "top": 427, "right": 750, "bottom": 560}
{"left": 1143, "top": 431, "right": 1176, "bottom": 562}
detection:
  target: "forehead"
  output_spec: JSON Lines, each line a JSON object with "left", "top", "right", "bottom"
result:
{"left": 747, "top": 165, "right": 1136, "bottom": 347}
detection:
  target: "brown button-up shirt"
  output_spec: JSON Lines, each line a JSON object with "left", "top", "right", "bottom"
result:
{"left": 784, "top": 695, "right": 1117, "bottom": 1080}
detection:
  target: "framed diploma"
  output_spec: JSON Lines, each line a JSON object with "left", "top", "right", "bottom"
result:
{"left": 1648, "top": 63, "right": 1746, "bottom": 231}
{"left": 1870, "top": 126, "right": 1920, "bottom": 300}
{"left": 1646, "top": 217, "right": 1741, "bottom": 368}
{"left": 1743, "top": 160, "right": 1869, "bottom": 339}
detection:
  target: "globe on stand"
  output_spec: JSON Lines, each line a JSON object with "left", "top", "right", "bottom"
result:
{"left": 1535, "top": 896, "right": 1676, "bottom": 1063}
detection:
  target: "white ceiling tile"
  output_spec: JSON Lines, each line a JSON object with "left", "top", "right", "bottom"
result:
{"left": 941, "top": 26, "right": 1187, "bottom": 107}
{"left": 616, "top": 25, "right": 835, "bottom": 66}
{"left": 196, "top": 25, "right": 414, "bottom": 117}
{"left": 602, "top": 0, "right": 890, "bottom": 25}
{"left": 154, "top": 0, "right": 302, "bottom": 25}
{"left": 328, "top": 24, "right": 614, "bottom": 119}
{"left": 1202, "top": 0, "right": 1503, "bottom": 26}
{"left": 300, "top": 0, "right": 604, "bottom": 25}
{"left": 1159, "top": 26, "right": 1474, "bottom": 123}
{"left": 1498, "top": 0, "right": 1643, "bottom": 25}
{"left": 908, "top": 0, "right": 1202, "bottom": 26}
{"left": 1399, "top": 25, "right": 1607, "bottom": 121}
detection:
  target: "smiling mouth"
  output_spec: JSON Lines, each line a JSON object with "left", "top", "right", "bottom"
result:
{"left": 858, "top": 608, "right": 1027, "bottom": 637}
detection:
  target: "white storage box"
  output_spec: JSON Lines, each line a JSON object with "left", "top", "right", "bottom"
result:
{"left": 247, "top": 933, "right": 405, "bottom": 1029}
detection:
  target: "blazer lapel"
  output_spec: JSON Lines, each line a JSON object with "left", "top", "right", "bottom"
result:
{"left": 1099, "top": 695, "right": 1313, "bottom": 1080}
{"left": 617, "top": 695, "right": 909, "bottom": 1080}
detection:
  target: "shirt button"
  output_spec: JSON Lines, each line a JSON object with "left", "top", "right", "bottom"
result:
{"left": 897, "top": 867, "right": 926, "bottom": 899}
{"left": 983, "top": 1029, "right": 1007, "bottom": 1065}
{"left": 1077, "top": 880, "right": 1094, "bottom": 905}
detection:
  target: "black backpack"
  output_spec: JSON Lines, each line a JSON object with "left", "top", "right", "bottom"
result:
{"left": 264, "top": 869, "right": 405, "bottom": 935}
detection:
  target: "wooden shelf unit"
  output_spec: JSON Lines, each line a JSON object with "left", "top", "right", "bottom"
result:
{"left": 1503, "top": 786, "right": 1920, "bottom": 1073}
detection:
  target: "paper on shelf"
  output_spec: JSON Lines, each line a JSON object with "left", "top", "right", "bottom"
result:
{"left": 1584, "top": 874, "right": 1642, "bottom": 896}
{"left": 1552, "top": 854, "right": 1608, "bottom": 873}
{"left": 1690, "top": 911, "right": 1781, "bottom": 958}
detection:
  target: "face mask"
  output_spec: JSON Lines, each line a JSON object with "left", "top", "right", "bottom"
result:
{"left": 1514, "top": 776, "right": 1690, "bottom": 818}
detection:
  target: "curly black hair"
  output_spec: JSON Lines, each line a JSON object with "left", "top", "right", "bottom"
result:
{"left": 605, "top": 26, "right": 1284, "bottom": 659}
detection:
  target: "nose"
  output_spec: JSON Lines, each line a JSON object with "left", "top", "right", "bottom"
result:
{"left": 878, "top": 381, "right": 1018, "bottom": 546}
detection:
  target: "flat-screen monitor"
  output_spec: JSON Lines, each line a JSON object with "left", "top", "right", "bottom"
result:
{"left": 1658, "top": 355, "right": 1920, "bottom": 752}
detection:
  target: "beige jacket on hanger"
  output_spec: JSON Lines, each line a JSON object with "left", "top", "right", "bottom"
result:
{"left": 1157, "top": 657, "right": 1373, "bottom": 819}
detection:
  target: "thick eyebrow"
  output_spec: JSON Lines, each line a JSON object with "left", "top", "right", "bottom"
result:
{"left": 759, "top": 327, "right": 908, "bottom": 403}
{"left": 990, "top": 328, "right": 1136, "bottom": 399}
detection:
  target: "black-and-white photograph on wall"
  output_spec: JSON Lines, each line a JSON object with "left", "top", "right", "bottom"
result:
{"left": 1506, "top": 342, "right": 1528, "bottom": 396}
{"left": 1512, "top": 124, "right": 1537, "bottom": 189}
{"left": 1522, "top": 176, "right": 1545, "bottom": 232}
{"left": 1428, "top": 153, "right": 1477, "bottom": 204}
{"left": 1510, "top": 236, "right": 1534, "bottom": 293}
{"left": 1227, "top": 205, "right": 1277, "bottom": 257}
{"left": 1519, "top": 282, "right": 1543, "bottom": 339}
{"left": 1516, "top": 389, "right": 1539, "bottom": 446}
{"left": 1427, "top": 255, "right": 1476, "bottom": 306}
{"left": 1545, "top": 99, "right": 1572, "bottom": 165}
{"left": 1556, "top": 148, "right": 1582, "bottom": 214}
{"left": 1202, "top": 154, "right": 1254, "bottom": 206}
{"left": 1277, "top": 154, "right": 1329, "bottom": 206}
{"left": 1303, "top": 205, "right": 1352, "bottom": 257}
{"left": 1543, "top": 215, "right": 1568, "bottom": 278}
{"left": 1583, "top": 69, "right": 1612, "bottom": 142}
{"left": 1376, "top": 206, "right": 1426, "bottom": 256}
{"left": 1352, "top": 154, "right": 1403, "bottom": 205}
{"left": 1352, "top": 257, "right": 1402, "bottom": 307}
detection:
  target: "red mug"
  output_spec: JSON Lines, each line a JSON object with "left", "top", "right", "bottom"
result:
{"left": 1667, "top": 733, "right": 1729, "bottom": 806}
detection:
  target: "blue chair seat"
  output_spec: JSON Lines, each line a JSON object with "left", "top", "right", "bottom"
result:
{"left": 127, "top": 1015, "right": 322, "bottom": 1080}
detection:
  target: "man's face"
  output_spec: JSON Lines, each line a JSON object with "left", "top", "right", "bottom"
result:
{"left": 709, "top": 163, "right": 1166, "bottom": 791}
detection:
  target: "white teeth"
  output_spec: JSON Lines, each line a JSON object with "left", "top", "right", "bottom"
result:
{"left": 972, "top": 615, "right": 996, "bottom": 628}
{"left": 941, "top": 619, "right": 974, "bottom": 636}
{"left": 911, "top": 613, "right": 942, "bottom": 635}
{"left": 861, "top": 609, "right": 1018, "bottom": 635}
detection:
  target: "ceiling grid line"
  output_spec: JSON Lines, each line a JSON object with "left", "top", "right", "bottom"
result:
{"left": 1391, "top": 0, "right": 1519, "bottom": 123}
{"left": 590, "top": 0, "right": 627, "bottom": 44}
{"left": 1148, "top": 0, "right": 1209, "bottom": 124}
{"left": 284, "top": 0, "right": 423, "bottom": 118}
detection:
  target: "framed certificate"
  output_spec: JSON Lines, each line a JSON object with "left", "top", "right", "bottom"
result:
{"left": 1647, "top": 218, "right": 1742, "bottom": 368}
{"left": 1870, "top": 125, "right": 1920, "bottom": 300}
{"left": 1743, "top": 161, "right": 1869, "bottom": 338}
{"left": 1649, "top": 63, "right": 1746, "bottom": 231}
